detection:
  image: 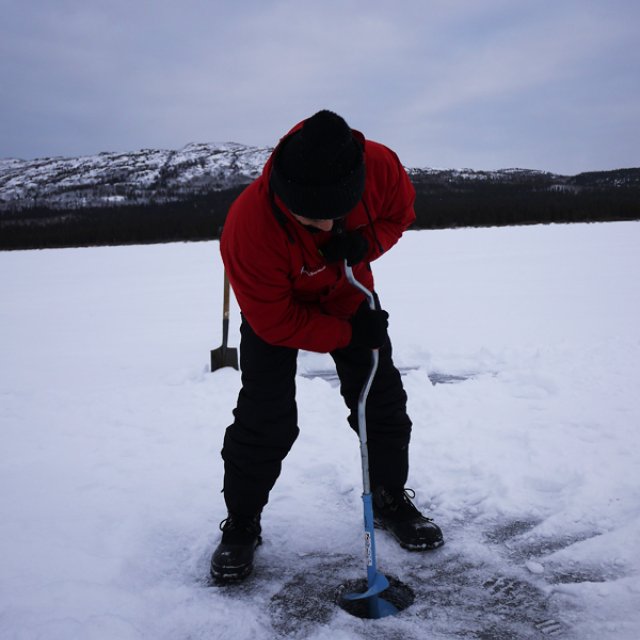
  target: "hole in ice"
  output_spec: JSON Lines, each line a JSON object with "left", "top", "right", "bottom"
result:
{"left": 335, "top": 576, "right": 415, "bottom": 619}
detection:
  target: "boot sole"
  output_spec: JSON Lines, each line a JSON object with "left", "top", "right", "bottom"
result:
{"left": 374, "top": 520, "right": 445, "bottom": 551}
{"left": 210, "top": 538, "right": 262, "bottom": 585}
{"left": 210, "top": 562, "right": 254, "bottom": 584}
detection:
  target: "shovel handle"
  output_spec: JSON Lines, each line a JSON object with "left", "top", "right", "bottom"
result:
{"left": 223, "top": 271, "right": 231, "bottom": 322}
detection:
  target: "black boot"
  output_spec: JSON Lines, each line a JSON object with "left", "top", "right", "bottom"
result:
{"left": 373, "top": 487, "right": 444, "bottom": 551}
{"left": 210, "top": 513, "right": 262, "bottom": 583}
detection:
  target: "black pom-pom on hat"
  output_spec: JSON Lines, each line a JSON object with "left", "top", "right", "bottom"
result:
{"left": 270, "top": 110, "right": 365, "bottom": 219}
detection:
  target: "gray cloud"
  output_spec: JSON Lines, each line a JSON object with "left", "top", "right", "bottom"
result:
{"left": 1, "top": 0, "right": 638, "bottom": 173}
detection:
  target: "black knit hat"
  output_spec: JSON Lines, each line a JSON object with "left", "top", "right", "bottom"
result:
{"left": 270, "top": 110, "right": 365, "bottom": 219}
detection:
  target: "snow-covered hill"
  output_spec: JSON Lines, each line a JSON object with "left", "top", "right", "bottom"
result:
{"left": 2, "top": 143, "right": 638, "bottom": 211}
{"left": 0, "top": 143, "right": 272, "bottom": 209}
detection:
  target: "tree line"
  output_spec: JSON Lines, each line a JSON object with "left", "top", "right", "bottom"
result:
{"left": 1, "top": 180, "right": 639, "bottom": 251}
{"left": 411, "top": 180, "right": 640, "bottom": 228}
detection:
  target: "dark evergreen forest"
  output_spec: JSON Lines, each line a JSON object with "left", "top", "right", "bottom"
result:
{"left": 1, "top": 170, "right": 639, "bottom": 250}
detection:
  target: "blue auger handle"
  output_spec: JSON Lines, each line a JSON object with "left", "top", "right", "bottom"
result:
{"left": 342, "top": 262, "right": 399, "bottom": 619}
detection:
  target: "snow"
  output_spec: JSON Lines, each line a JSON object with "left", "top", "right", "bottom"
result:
{"left": 0, "top": 143, "right": 273, "bottom": 208}
{"left": 1, "top": 221, "right": 639, "bottom": 639}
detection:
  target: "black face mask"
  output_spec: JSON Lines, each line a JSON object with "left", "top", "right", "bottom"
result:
{"left": 296, "top": 218, "right": 344, "bottom": 233}
{"left": 301, "top": 223, "right": 322, "bottom": 234}
{"left": 297, "top": 217, "right": 345, "bottom": 234}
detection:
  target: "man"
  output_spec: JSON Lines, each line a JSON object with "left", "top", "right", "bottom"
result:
{"left": 211, "top": 110, "right": 443, "bottom": 583}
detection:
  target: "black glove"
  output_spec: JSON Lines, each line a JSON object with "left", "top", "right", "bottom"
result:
{"left": 320, "top": 231, "right": 368, "bottom": 266}
{"left": 350, "top": 303, "right": 389, "bottom": 349}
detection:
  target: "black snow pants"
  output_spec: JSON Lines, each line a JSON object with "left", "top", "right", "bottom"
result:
{"left": 221, "top": 310, "right": 413, "bottom": 518}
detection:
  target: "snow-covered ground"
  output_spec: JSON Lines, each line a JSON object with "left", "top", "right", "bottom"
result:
{"left": 1, "top": 222, "right": 639, "bottom": 639}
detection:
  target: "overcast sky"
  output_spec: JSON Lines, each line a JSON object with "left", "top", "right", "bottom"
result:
{"left": 2, "top": 0, "right": 638, "bottom": 174}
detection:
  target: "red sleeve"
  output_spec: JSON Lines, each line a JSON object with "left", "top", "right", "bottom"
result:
{"left": 359, "top": 144, "right": 416, "bottom": 262}
{"left": 221, "top": 192, "right": 352, "bottom": 353}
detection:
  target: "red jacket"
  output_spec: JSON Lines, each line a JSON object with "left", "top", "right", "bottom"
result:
{"left": 220, "top": 125, "right": 416, "bottom": 353}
